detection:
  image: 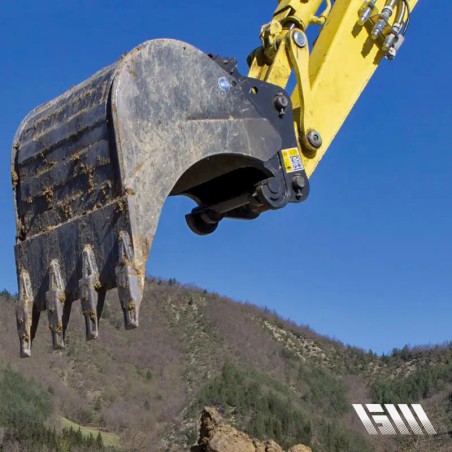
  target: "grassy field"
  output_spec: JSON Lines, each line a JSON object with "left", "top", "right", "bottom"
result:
{"left": 59, "top": 416, "right": 120, "bottom": 448}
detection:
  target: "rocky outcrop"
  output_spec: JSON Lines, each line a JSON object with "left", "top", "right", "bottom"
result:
{"left": 191, "top": 407, "right": 312, "bottom": 452}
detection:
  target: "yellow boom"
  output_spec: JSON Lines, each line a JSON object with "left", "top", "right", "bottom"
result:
{"left": 249, "top": 0, "right": 418, "bottom": 177}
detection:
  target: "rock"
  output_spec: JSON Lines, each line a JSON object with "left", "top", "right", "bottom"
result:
{"left": 253, "top": 439, "right": 284, "bottom": 452}
{"left": 191, "top": 406, "right": 254, "bottom": 452}
{"left": 288, "top": 446, "right": 312, "bottom": 452}
{"left": 191, "top": 407, "right": 312, "bottom": 452}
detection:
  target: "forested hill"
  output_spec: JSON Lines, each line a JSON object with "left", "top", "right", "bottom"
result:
{"left": 0, "top": 279, "right": 451, "bottom": 451}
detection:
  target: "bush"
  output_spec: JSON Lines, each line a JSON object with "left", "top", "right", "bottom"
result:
{"left": 0, "top": 289, "right": 15, "bottom": 302}
{"left": 371, "top": 362, "right": 452, "bottom": 404}
{"left": 320, "top": 420, "right": 373, "bottom": 452}
{"left": 297, "top": 364, "right": 348, "bottom": 416}
{"left": 0, "top": 368, "right": 53, "bottom": 428}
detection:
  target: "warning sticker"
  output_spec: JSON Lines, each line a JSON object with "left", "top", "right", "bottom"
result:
{"left": 281, "top": 148, "right": 304, "bottom": 173}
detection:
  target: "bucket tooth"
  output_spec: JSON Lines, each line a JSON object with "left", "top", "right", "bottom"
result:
{"left": 79, "top": 245, "right": 100, "bottom": 340}
{"left": 115, "top": 231, "right": 143, "bottom": 330}
{"left": 46, "top": 260, "right": 66, "bottom": 350}
{"left": 16, "top": 270, "right": 33, "bottom": 358}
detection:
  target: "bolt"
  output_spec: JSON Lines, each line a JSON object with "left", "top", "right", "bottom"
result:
{"left": 274, "top": 94, "right": 289, "bottom": 115}
{"left": 383, "top": 33, "right": 397, "bottom": 52}
{"left": 293, "top": 31, "right": 307, "bottom": 48}
{"left": 267, "top": 177, "right": 282, "bottom": 195}
{"left": 292, "top": 175, "right": 306, "bottom": 200}
{"left": 306, "top": 130, "right": 322, "bottom": 149}
{"left": 371, "top": 23, "right": 382, "bottom": 40}
{"left": 358, "top": 6, "right": 372, "bottom": 26}
{"left": 292, "top": 175, "right": 305, "bottom": 189}
{"left": 372, "top": 7, "right": 393, "bottom": 41}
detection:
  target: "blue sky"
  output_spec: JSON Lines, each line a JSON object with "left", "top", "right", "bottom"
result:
{"left": 1, "top": 1, "right": 450, "bottom": 354}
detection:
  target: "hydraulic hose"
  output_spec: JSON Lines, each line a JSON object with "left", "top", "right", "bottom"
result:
{"left": 394, "top": 0, "right": 407, "bottom": 28}
{"left": 383, "top": 0, "right": 406, "bottom": 51}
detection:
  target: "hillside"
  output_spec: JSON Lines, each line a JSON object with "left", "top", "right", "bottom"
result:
{"left": 0, "top": 279, "right": 451, "bottom": 451}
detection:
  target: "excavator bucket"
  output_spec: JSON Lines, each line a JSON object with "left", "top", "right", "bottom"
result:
{"left": 12, "top": 39, "right": 309, "bottom": 357}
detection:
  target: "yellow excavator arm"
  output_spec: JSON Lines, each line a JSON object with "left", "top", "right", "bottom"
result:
{"left": 249, "top": 0, "right": 418, "bottom": 177}
{"left": 11, "top": 1, "right": 418, "bottom": 357}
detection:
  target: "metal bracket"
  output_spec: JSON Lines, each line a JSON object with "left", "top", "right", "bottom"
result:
{"left": 248, "top": 26, "right": 321, "bottom": 159}
{"left": 286, "top": 30, "right": 322, "bottom": 157}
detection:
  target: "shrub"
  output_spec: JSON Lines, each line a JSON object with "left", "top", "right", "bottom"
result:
{"left": 0, "top": 368, "right": 53, "bottom": 428}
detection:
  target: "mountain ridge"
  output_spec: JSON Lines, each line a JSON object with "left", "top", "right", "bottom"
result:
{"left": 0, "top": 279, "right": 450, "bottom": 451}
